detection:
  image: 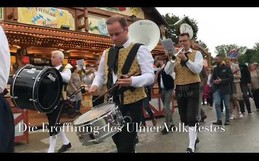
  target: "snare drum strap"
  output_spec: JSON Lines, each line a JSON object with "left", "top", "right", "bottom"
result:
{"left": 115, "top": 43, "right": 142, "bottom": 95}
{"left": 107, "top": 43, "right": 142, "bottom": 105}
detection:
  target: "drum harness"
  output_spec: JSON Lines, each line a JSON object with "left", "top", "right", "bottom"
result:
{"left": 93, "top": 43, "right": 142, "bottom": 106}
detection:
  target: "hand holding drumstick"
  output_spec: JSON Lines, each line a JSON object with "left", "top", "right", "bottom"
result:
{"left": 92, "top": 71, "right": 139, "bottom": 102}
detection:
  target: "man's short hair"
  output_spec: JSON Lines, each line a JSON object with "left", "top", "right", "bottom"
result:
{"left": 52, "top": 50, "right": 64, "bottom": 60}
{"left": 106, "top": 14, "right": 128, "bottom": 28}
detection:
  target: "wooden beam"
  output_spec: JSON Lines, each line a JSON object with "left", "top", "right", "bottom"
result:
{"left": 77, "top": 25, "right": 85, "bottom": 30}
{"left": 77, "top": 14, "right": 84, "bottom": 19}
{"left": 87, "top": 7, "right": 134, "bottom": 22}
{"left": 1, "top": 21, "right": 112, "bottom": 43}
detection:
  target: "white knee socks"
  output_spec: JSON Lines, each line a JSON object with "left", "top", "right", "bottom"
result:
{"left": 48, "top": 135, "right": 57, "bottom": 153}
{"left": 58, "top": 131, "right": 69, "bottom": 145}
{"left": 188, "top": 126, "right": 198, "bottom": 151}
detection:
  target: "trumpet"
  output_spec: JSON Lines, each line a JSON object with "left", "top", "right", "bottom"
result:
{"left": 174, "top": 46, "right": 185, "bottom": 57}
{"left": 169, "top": 46, "right": 184, "bottom": 62}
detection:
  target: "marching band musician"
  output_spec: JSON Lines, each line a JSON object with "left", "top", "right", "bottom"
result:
{"left": 89, "top": 14, "right": 154, "bottom": 153}
{"left": 0, "top": 25, "right": 14, "bottom": 153}
{"left": 47, "top": 50, "right": 72, "bottom": 153}
{"left": 165, "top": 33, "right": 203, "bottom": 153}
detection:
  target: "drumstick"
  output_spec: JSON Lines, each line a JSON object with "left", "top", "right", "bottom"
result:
{"left": 92, "top": 84, "right": 118, "bottom": 103}
{"left": 93, "top": 70, "right": 139, "bottom": 103}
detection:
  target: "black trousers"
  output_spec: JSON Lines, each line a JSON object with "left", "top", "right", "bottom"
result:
{"left": 112, "top": 99, "right": 143, "bottom": 153}
{"left": 239, "top": 84, "right": 251, "bottom": 113}
{"left": 46, "top": 101, "right": 63, "bottom": 136}
{"left": 141, "top": 97, "right": 155, "bottom": 125}
{"left": 176, "top": 83, "right": 200, "bottom": 126}
{"left": 0, "top": 95, "right": 14, "bottom": 153}
{"left": 252, "top": 89, "right": 259, "bottom": 109}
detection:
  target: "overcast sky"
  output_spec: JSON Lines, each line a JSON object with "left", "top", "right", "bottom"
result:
{"left": 156, "top": 7, "right": 259, "bottom": 56}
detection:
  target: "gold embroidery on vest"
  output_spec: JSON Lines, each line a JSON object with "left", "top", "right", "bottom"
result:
{"left": 175, "top": 50, "right": 201, "bottom": 85}
{"left": 104, "top": 43, "right": 146, "bottom": 104}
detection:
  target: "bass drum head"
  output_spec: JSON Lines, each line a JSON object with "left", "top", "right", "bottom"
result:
{"left": 11, "top": 65, "right": 37, "bottom": 110}
{"left": 73, "top": 103, "right": 116, "bottom": 126}
{"left": 33, "top": 67, "right": 62, "bottom": 113}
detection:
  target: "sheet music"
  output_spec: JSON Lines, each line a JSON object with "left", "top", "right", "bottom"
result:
{"left": 76, "top": 59, "right": 85, "bottom": 69}
{"left": 160, "top": 39, "right": 175, "bottom": 54}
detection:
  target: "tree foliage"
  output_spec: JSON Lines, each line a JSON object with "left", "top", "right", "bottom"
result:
{"left": 163, "top": 13, "right": 209, "bottom": 52}
{"left": 163, "top": 14, "right": 199, "bottom": 42}
{"left": 162, "top": 13, "right": 259, "bottom": 64}
{"left": 164, "top": 13, "right": 179, "bottom": 43}
{"left": 215, "top": 44, "right": 247, "bottom": 57}
{"left": 197, "top": 40, "right": 209, "bottom": 51}
{"left": 214, "top": 43, "right": 259, "bottom": 64}
{"left": 238, "top": 49, "right": 255, "bottom": 64}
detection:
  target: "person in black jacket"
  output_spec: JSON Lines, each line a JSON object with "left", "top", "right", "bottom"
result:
{"left": 239, "top": 63, "right": 252, "bottom": 114}
{"left": 212, "top": 55, "right": 234, "bottom": 125}
{"left": 199, "top": 66, "right": 208, "bottom": 122}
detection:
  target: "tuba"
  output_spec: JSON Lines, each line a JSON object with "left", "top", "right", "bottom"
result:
{"left": 128, "top": 20, "right": 160, "bottom": 51}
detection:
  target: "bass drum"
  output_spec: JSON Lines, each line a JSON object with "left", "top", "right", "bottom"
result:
{"left": 11, "top": 64, "right": 62, "bottom": 114}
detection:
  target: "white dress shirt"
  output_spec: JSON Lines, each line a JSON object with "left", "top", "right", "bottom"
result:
{"left": 55, "top": 64, "right": 71, "bottom": 83}
{"left": 0, "top": 26, "right": 10, "bottom": 93}
{"left": 164, "top": 48, "right": 203, "bottom": 76}
{"left": 92, "top": 39, "right": 154, "bottom": 88}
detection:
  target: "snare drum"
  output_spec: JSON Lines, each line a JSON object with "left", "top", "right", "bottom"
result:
{"left": 10, "top": 64, "right": 62, "bottom": 113}
{"left": 73, "top": 103, "right": 124, "bottom": 145}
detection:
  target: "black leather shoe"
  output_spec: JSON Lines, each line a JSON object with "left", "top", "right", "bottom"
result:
{"left": 57, "top": 143, "right": 71, "bottom": 153}
{"left": 212, "top": 120, "right": 222, "bottom": 125}
{"left": 135, "top": 136, "right": 139, "bottom": 144}
{"left": 195, "top": 137, "right": 200, "bottom": 149}
{"left": 200, "top": 115, "right": 207, "bottom": 122}
{"left": 224, "top": 121, "right": 230, "bottom": 125}
{"left": 161, "top": 127, "right": 169, "bottom": 134}
{"left": 186, "top": 148, "right": 194, "bottom": 153}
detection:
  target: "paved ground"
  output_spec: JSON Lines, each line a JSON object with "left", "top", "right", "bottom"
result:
{"left": 15, "top": 99, "right": 259, "bottom": 153}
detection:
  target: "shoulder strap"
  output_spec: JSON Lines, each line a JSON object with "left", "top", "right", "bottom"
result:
{"left": 107, "top": 47, "right": 116, "bottom": 69}
{"left": 121, "top": 43, "right": 143, "bottom": 75}
{"left": 117, "top": 43, "right": 143, "bottom": 94}
{"left": 58, "top": 65, "right": 65, "bottom": 72}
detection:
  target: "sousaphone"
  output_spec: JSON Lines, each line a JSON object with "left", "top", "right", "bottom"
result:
{"left": 129, "top": 20, "right": 160, "bottom": 51}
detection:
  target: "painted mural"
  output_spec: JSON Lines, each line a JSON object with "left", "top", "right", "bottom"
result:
{"left": 88, "top": 15, "right": 109, "bottom": 36}
{"left": 97, "top": 7, "right": 144, "bottom": 19}
{"left": 87, "top": 7, "right": 144, "bottom": 36}
{"left": 18, "top": 7, "right": 75, "bottom": 30}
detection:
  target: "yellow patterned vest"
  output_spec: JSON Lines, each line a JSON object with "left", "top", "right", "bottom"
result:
{"left": 104, "top": 43, "right": 147, "bottom": 105}
{"left": 175, "top": 50, "right": 201, "bottom": 85}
